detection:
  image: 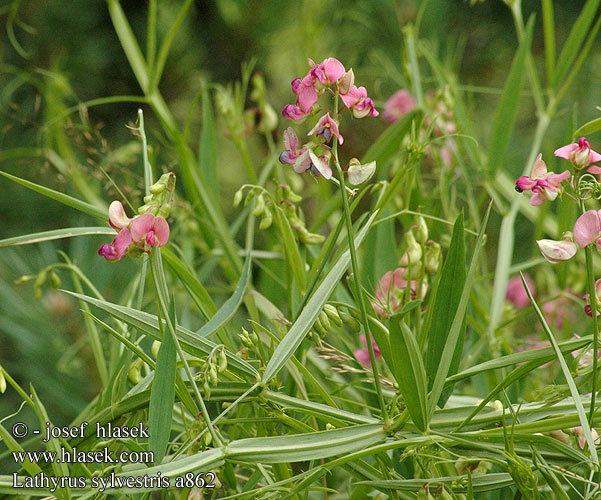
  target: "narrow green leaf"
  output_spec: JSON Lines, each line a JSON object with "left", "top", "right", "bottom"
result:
{"left": 362, "top": 110, "right": 419, "bottom": 166}
{"left": 541, "top": 0, "right": 555, "bottom": 83}
{"left": 62, "top": 290, "right": 259, "bottom": 378}
{"left": 162, "top": 247, "right": 217, "bottom": 320}
{"left": 521, "top": 273, "right": 599, "bottom": 466}
{"left": 195, "top": 253, "right": 251, "bottom": 337}
{"left": 273, "top": 205, "right": 307, "bottom": 293}
{"left": 199, "top": 84, "right": 218, "bottom": 194}
{"left": 573, "top": 116, "right": 601, "bottom": 139}
{"left": 0, "top": 424, "right": 42, "bottom": 477}
{"left": 428, "top": 204, "right": 490, "bottom": 418}
{"left": 148, "top": 297, "right": 177, "bottom": 464}
{"left": 425, "top": 212, "right": 466, "bottom": 405}
{"left": 357, "top": 473, "right": 514, "bottom": 493}
{"left": 487, "top": 16, "right": 534, "bottom": 174}
{"left": 262, "top": 210, "right": 378, "bottom": 382}
{"left": 0, "top": 227, "right": 115, "bottom": 248}
{"left": 389, "top": 316, "right": 428, "bottom": 431}
{"left": 552, "top": 0, "right": 601, "bottom": 88}
{"left": 0, "top": 170, "right": 106, "bottom": 220}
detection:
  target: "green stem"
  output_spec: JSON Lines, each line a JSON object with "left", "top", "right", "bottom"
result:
{"left": 150, "top": 249, "right": 223, "bottom": 446}
{"left": 331, "top": 93, "right": 389, "bottom": 425}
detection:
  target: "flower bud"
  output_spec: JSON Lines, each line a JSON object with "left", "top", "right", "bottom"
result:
{"left": 319, "top": 310, "right": 331, "bottom": 331}
{"left": 338, "top": 69, "right": 354, "bottom": 95}
{"left": 339, "top": 311, "right": 361, "bottom": 332}
{"left": 252, "top": 193, "right": 266, "bottom": 217}
{"left": 424, "top": 241, "right": 441, "bottom": 273}
{"left": 299, "top": 229, "right": 325, "bottom": 245}
{"left": 233, "top": 189, "right": 244, "bottom": 207}
{"left": 325, "top": 423, "right": 335, "bottom": 431}
{"left": 244, "top": 189, "right": 256, "bottom": 206}
{"left": 49, "top": 271, "right": 61, "bottom": 289}
{"left": 347, "top": 158, "right": 376, "bottom": 186}
{"left": 416, "top": 216, "right": 428, "bottom": 243}
{"left": 14, "top": 275, "right": 35, "bottom": 285}
{"left": 0, "top": 366, "right": 6, "bottom": 394}
{"left": 203, "top": 380, "right": 211, "bottom": 399}
{"left": 259, "top": 207, "right": 273, "bottom": 230}
{"left": 128, "top": 358, "right": 143, "bottom": 384}
{"left": 34, "top": 271, "right": 47, "bottom": 300}
{"left": 152, "top": 340, "right": 161, "bottom": 358}
{"left": 399, "top": 230, "right": 422, "bottom": 267}
{"left": 313, "top": 316, "right": 327, "bottom": 336}
{"left": 536, "top": 234, "right": 578, "bottom": 263}
{"left": 209, "top": 366, "right": 218, "bottom": 385}
{"left": 324, "top": 304, "right": 343, "bottom": 327}
{"left": 218, "top": 348, "right": 227, "bottom": 373}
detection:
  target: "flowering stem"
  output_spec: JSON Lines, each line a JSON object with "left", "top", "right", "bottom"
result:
{"left": 582, "top": 200, "right": 599, "bottom": 426}
{"left": 331, "top": 92, "right": 389, "bottom": 425}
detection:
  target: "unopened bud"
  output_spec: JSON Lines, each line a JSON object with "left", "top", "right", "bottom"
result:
{"left": 14, "top": 275, "right": 35, "bottom": 285}
{"left": 319, "top": 310, "right": 331, "bottom": 332}
{"left": 49, "top": 271, "right": 61, "bottom": 289}
{"left": 324, "top": 304, "right": 343, "bottom": 327}
{"left": 152, "top": 340, "right": 161, "bottom": 358}
{"left": 252, "top": 193, "right": 266, "bottom": 217}
{"left": 399, "top": 230, "right": 422, "bottom": 267}
{"left": 0, "top": 366, "right": 6, "bottom": 394}
{"left": 209, "top": 366, "right": 218, "bottom": 385}
{"left": 259, "top": 208, "right": 273, "bottom": 230}
{"left": 233, "top": 189, "right": 244, "bottom": 207}
{"left": 218, "top": 348, "right": 227, "bottom": 372}
{"left": 244, "top": 189, "right": 256, "bottom": 206}
{"left": 339, "top": 311, "right": 361, "bottom": 332}
{"left": 416, "top": 216, "right": 428, "bottom": 243}
{"left": 325, "top": 423, "right": 335, "bottom": 431}
{"left": 424, "top": 241, "right": 441, "bottom": 273}
{"left": 128, "top": 358, "right": 143, "bottom": 384}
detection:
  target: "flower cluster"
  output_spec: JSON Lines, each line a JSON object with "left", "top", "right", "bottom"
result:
{"left": 98, "top": 201, "right": 170, "bottom": 261}
{"left": 279, "top": 57, "right": 378, "bottom": 181}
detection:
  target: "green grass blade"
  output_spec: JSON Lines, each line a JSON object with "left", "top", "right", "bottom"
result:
{"left": 148, "top": 296, "right": 177, "bottom": 464}
{"left": 573, "top": 116, "right": 601, "bottom": 139}
{"left": 195, "top": 253, "right": 251, "bottom": 338}
{"left": 0, "top": 170, "right": 106, "bottom": 220}
{"left": 425, "top": 212, "right": 466, "bottom": 405}
{"left": 0, "top": 227, "right": 115, "bottom": 247}
{"left": 273, "top": 205, "right": 307, "bottom": 293}
{"left": 520, "top": 273, "right": 599, "bottom": 466}
{"left": 357, "top": 473, "right": 514, "bottom": 493}
{"left": 541, "top": 0, "right": 555, "bottom": 84}
{"left": 428, "top": 204, "right": 490, "bottom": 418}
{"left": 361, "top": 110, "right": 419, "bottom": 166}
{"left": 198, "top": 83, "right": 218, "bottom": 197}
{"left": 262, "top": 210, "right": 378, "bottom": 382}
{"left": 552, "top": 0, "right": 601, "bottom": 88}
{"left": 388, "top": 315, "right": 428, "bottom": 431}
{"left": 487, "top": 16, "right": 534, "bottom": 175}
{"left": 61, "top": 290, "right": 259, "bottom": 378}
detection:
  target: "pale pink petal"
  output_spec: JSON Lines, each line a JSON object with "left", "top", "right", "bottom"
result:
{"left": 308, "top": 149, "right": 332, "bottom": 180}
{"left": 153, "top": 217, "right": 170, "bottom": 247}
{"left": 108, "top": 201, "right": 130, "bottom": 229}
{"left": 340, "top": 85, "right": 363, "bottom": 109}
{"left": 587, "top": 165, "right": 601, "bottom": 174}
{"left": 545, "top": 170, "right": 571, "bottom": 186}
{"left": 296, "top": 82, "right": 318, "bottom": 113}
{"left": 536, "top": 238, "right": 577, "bottom": 263}
{"left": 529, "top": 191, "right": 545, "bottom": 206}
{"left": 321, "top": 57, "right": 345, "bottom": 83}
{"left": 283, "top": 127, "right": 298, "bottom": 152}
{"left": 130, "top": 214, "right": 155, "bottom": 243}
{"left": 574, "top": 210, "right": 601, "bottom": 248}
{"left": 530, "top": 154, "right": 548, "bottom": 178}
{"left": 354, "top": 347, "right": 372, "bottom": 367}
{"left": 554, "top": 143, "right": 578, "bottom": 161}
{"left": 590, "top": 150, "right": 601, "bottom": 163}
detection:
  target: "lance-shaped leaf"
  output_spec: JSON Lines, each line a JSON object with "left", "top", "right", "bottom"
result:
{"left": 0, "top": 227, "right": 116, "bottom": 248}
{"left": 389, "top": 315, "right": 428, "bottom": 431}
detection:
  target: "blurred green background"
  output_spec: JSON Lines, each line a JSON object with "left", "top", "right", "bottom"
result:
{"left": 0, "top": 0, "right": 597, "bottom": 426}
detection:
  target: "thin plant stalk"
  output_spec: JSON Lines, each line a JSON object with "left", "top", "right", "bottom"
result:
{"left": 331, "top": 91, "right": 388, "bottom": 425}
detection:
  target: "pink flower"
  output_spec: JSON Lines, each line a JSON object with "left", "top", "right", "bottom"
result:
{"left": 382, "top": 90, "right": 415, "bottom": 124}
{"left": 308, "top": 57, "right": 346, "bottom": 86}
{"left": 543, "top": 295, "right": 573, "bottom": 330}
{"left": 98, "top": 228, "right": 133, "bottom": 262}
{"left": 515, "top": 154, "right": 571, "bottom": 206}
{"left": 573, "top": 210, "right": 601, "bottom": 249}
{"left": 340, "top": 85, "right": 379, "bottom": 118}
{"left": 371, "top": 268, "right": 425, "bottom": 318}
{"left": 130, "top": 213, "right": 170, "bottom": 250}
{"left": 279, "top": 127, "right": 310, "bottom": 171}
{"left": 536, "top": 236, "right": 578, "bottom": 263}
{"left": 98, "top": 203, "right": 170, "bottom": 262}
{"left": 282, "top": 104, "right": 306, "bottom": 121}
{"left": 506, "top": 274, "right": 535, "bottom": 309}
{"left": 354, "top": 334, "right": 382, "bottom": 367}
{"left": 307, "top": 113, "right": 343, "bottom": 145}
{"left": 571, "top": 426, "right": 600, "bottom": 450}
{"left": 584, "top": 278, "right": 601, "bottom": 318}
{"left": 554, "top": 137, "right": 601, "bottom": 171}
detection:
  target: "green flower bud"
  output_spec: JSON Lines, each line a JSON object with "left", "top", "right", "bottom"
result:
{"left": 151, "top": 340, "right": 161, "bottom": 358}
{"left": 209, "top": 366, "right": 218, "bottom": 385}
{"left": 252, "top": 193, "right": 266, "bottom": 217}
{"left": 49, "top": 271, "right": 61, "bottom": 289}
{"left": 33, "top": 271, "right": 47, "bottom": 300}
{"left": 299, "top": 230, "right": 325, "bottom": 245}
{"left": 319, "top": 310, "right": 331, "bottom": 332}
{"left": 339, "top": 311, "right": 361, "bottom": 332}
{"left": 128, "top": 358, "right": 143, "bottom": 384}
{"left": 399, "top": 230, "right": 422, "bottom": 267}
{"left": 325, "top": 423, "right": 335, "bottom": 431}
{"left": 313, "top": 316, "right": 327, "bottom": 336}
{"left": 149, "top": 181, "right": 167, "bottom": 195}
{"left": 14, "top": 275, "right": 35, "bottom": 285}
{"left": 259, "top": 208, "right": 273, "bottom": 230}
{"left": 233, "top": 189, "right": 244, "bottom": 207}
{"left": 244, "top": 189, "right": 256, "bottom": 206}
{"left": 324, "top": 304, "right": 343, "bottom": 327}
{"left": 203, "top": 380, "right": 211, "bottom": 399}
{"left": 218, "top": 348, "right": 227, "bottom": 373}
{"left": 0, "top": 366, "right": 6, "bottom": 394}
{"left": 240, "top": 328, "right": 253, "bottom": 347}
{"left": 416, "top": 216, "right": 428, "bottom": 243}
{"left": 424, "top": 241, "right": 441, "bottom": 274}
{"left": 203, "top": 431, "right": 212, "bottom": 447}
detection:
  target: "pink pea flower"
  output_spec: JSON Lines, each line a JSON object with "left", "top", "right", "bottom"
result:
{"left": 279, "top": 127, "right": 311, "bottom": 171}
{"left": 354, "top": 334, "right": 382, "bottom": 367}
{"left": 584, "top": 278, "right": 601, "bottom": 318}
{"left": 382, "top": 90, "right": 415, "bottom": 124}
{"left": 340, "top": 85, "right": 379, "bottom": 118}
{"left": 98, "top": 228, "right": 133, "bottom": 262}
{"left": 515, "top": 154, "right": 571, "bottom": 206}
{"left": 536, "top": 235, "right": 578, "bottom": 263}
{"left": 108, "top": 201, "right": 131, "bottom": 229}
{"left": 506, "top": 274, "right": 535, "bottom": 309}
{"left": 308, "top": 57, "right": 346, "bottom": 87}
{"left": 571, "top": 426, "right": 600, "bottom": 450}
{"left": 130, "top": 213, "right": 170, "bottom": 250}
{"left": 371, "top": 268, "right": 425, "bottom": 318}
{"left": 307, "top": 113, "right": 343, "bottom": 145}
{"left": 573, "top": 210, "right": 601, "bottom": 250}
{"left": 554, "top": 137, "right": 601, "bottom": 171}
{"left": 282, "top": 104, "right": 307, "bottom": 121}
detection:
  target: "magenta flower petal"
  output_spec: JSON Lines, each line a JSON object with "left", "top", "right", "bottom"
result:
{"left": 554, "top": 143, "right": 578, "bottom": 161}
{"left": 282, "top": 104, "right": 306, "bottom": 121}
{"left": 320, "top": 57, "right": 345, "bottom": 83}
{"left": 574, "top": 210, "right": 601, "bottom": 248}
{"left": 153, "top": 217, "right": 170, "bottom": 246}
{"left": 113, "top": 227, "right": 133, "bottom": 258}
{"left": 382, "top": 90, "right": 415, "bottom": 124}
{"left": 98, "top": 243, "right": 118, "bottom": 261}
{"left": 130, "top": 213, "right": 155, "bottom": 243}
{"left": 515, "top": 175, "right": 537, "bottom": 191}
{"left": 296, "top": 82, "right": 318, "bottom": 113}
